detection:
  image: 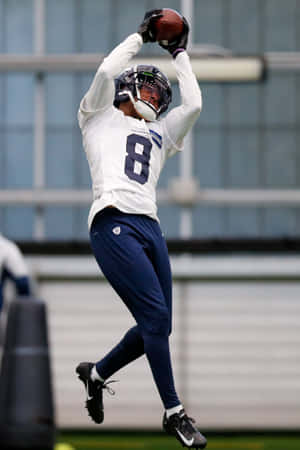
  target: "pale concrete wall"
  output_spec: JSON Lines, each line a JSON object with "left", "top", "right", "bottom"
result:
{"left": 25, "top": 255, "right": 300, "bottom": 430}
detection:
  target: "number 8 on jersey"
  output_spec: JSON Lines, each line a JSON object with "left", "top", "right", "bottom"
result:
{"left": 125, "top": 134, "right": 152, "bottom": 185}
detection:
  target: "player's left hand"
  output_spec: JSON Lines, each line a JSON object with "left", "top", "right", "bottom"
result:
{"left": 138, "top": 9, "right": 163, "bottom": 43}
{"left": 159, "top": 16, "right": 189, "bottom": 58}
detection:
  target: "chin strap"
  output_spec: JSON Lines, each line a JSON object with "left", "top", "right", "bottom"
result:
{"left": 125, "top": 90, "right": 158, "bottom": 122}
{"left": 134, "top": 99, "right": 157, "bottom": 121}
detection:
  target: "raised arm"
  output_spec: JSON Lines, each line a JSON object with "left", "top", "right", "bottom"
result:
{"left": 80, "top": 33, "right": 143, "bottom": 114}
{"left": 162, "top": 51, "right": 202, "bottom": 151}
{"left": 79, "top": 9, "right": 163, "bottom": 116}
{"left": 158, "top": 17, "right": 202, "bottom": 153}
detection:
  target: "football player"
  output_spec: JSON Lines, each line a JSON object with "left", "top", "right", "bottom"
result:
{"left": 76, "top": 9, "right": 206, "bottom": 449}
{"left": 0, "top": 233, "right": 32, "bottom": 314}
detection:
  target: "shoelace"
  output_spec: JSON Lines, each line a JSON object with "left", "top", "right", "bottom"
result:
{"left": 179, "top": 412, "right": 197, "bottom": 433}
{"left": 187, "top": 416, "right": 196, "bottom": 424}
{"left": 102, "top": 379, "right": 118, "bottom": 395}
{"left": 179, "top": 410, "right": 195, "bottom": 423}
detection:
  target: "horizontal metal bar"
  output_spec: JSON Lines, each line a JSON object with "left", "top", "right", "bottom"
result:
{"left": 0, "top": 53, "right": 104, "bottom": 72}
{"left": 27, "top": 254, "right": 300, "bottom": 279}
{"left": 1, "top": 52, "right": 300, "bottom": 74}
{"left": 194, "top": 189, "right": 300, "bottom": 205}
{"left": 0, "top": 54, "right": 265, "bottom": 81}
{"left": 266, "top": 52, "right": 300, "bottom": 70}
{"left": 0, "top": 189, "right": 92, "bottom": 205}
{"left": 1, "top": 189, "right": 300, "bottom": 206}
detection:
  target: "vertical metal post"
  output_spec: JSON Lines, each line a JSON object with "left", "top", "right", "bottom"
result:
{"left": 181, "top": 0, "right": 194, "bottom": 47}
{"left": 34, "top": 0, "right": 46, "bottom": 240}
{"left": 180, "top": 0, "right": 195, "bottom": 238}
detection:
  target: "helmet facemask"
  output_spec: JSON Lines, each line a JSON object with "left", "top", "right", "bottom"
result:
{"left": 133, "top": 71, "right": 168, "bottom": 121}
{"left": 114, "top": 66, "right": 172, "bottom": 121}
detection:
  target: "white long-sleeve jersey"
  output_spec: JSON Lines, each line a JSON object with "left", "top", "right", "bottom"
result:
{"left": 0, "top": 234, "right": 31, "bottom": 307}
{"left": 78, "top": 33, "right": 202, "bottom": 228}
{"left": 0, "top": 234, "right": 29, "bottom": 279}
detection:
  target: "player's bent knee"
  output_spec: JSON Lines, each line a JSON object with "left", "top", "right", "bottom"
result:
{"left": 141, "top": 308, "right": 170, "bottom": 336}
{"left": 155, "top": 309, "right": 170, "bottom": 335}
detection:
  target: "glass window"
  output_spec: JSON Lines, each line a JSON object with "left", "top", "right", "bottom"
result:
{"left": 0, "top": 75, "right": 4, "bottom": 126}
{"left": 44, "top": 206, "right": 90, "bottom": 240}
{"left": 264, "top": 130, "right": 297, "bottom": 188}
{"left": 158, "top": 205, "right": 181, "bottom": 238}
{"left": 263, "top": 74, "right": 297, "bottom": 126}
{"left": 0, "top": 1, "right": 4, "bottom": 52}
{"left": 44, "top": 207, "right": 75, "bottom": 240}
{"left": 193, "top": 129, "right": 224, "bottom": 188}
{"left": 75, "top": 206, "right": 91, "bottom": 239}
{"left": 197, "top": 85, "right": 224, "bottom": 127}
{"left": 264, "top": 0, "right": 297, "bottom": 52}
{"left": 45, "top": 74, "right": 90, "bottom": 191}
{"left": 80, "top": 0, "right": 114, "bottom": 53}
{"left": 2, "top": 74, "right": 34, "bottom": 189}
{"left": 227, "top": 208, "right": 260, "bottom": 237}
{"left": 226, "top": 84, "right": 260, "bottom": 127}
{"left": 0, "top": 1, "right": 34, "bottom": 239}
{"left": 45, "top": 0, "right": 181, "bottom": 54}
{"left": 0, "top": 130, "right": 5, "bottom": 189}
{"left": 194, "top": 0, "right": 224, "bottom": 47}
{"left": 46, "top": 74, "right": 76, "bottom": 126}
{"left": 262, "top": 208, "right": 297, "bottom": 237}
{"left": 46, "top": 130, "right": 75, "bottom": 188}
{"left": 46, "top": 0, "right": 76, "bottom": 53}
{"left": 193, "top": 206, "right": 226, "bottom": 238}
{"left": 74, "top": 127, "right": 91, "bottom": 189}
{"left": 151, "top": 0, "right": 181, "bottom": 10}
{"left": 227, "top": 130, "right": 260, "bottom": 188}
{"left": 227, "top": 0, "right": 260, "bottom": 52}
{"left": 5, "top": 75, "right": 34, "bottom": 126}
{"left": 158, "top": 154, "right": 179, "bottom": 190}
{"left": 5, "top": 131, "right": 33, "bottom": 188}
{"left": 2, "top": 207, "right": 34, "bottom": 240}
{"left": 111, "top": 0, "right": 150, "bottom": 49}
{"left": 1, "top": 0, "right": 300, "bottom": 241}
{"left": 3, "top": 0, "right": 33, "bottom": 53}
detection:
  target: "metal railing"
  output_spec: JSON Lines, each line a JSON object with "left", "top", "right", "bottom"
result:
{"left": 1, "top": 187, "right": 300, "bottom": 207}
{"left": 1, "top": 0, "right": 300, "bottom": 236}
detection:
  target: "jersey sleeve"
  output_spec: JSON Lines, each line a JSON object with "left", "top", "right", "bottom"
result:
{"left": 0, "top": 238, "right": 31, "bottom": 298}
{"left": 78, "top": 33, "right": 143, "bottom": 129}
{"left": 4, "top": 240, "right": 30, "bottom": 279}
{"left": 160, "top": 51, "right": 202, "bottom": 158}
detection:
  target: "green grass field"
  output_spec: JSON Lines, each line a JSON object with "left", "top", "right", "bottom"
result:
{"left": 56, "top": 431, "right": 300, "bottom": 450}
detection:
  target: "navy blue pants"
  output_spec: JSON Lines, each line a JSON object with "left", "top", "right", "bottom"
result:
{"left": 89, "top": 208, "right": 180, "bottom": 409}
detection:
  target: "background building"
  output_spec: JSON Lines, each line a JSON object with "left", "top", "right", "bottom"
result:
{"left": 0, "top": 0, "right": 300, "bottom": 431}
{"left": 0, "top": 0, "right": 300, "bottom": 241}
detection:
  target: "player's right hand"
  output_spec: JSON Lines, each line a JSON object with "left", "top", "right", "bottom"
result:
{"left": 138, "top": 9, "right": 163, "bottom": 43}
{"left": 159, "top": 16, "right": 189, "bottom": 58}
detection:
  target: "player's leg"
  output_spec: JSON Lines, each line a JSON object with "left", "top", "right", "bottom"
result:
{"left": 145, "top": 221, "right": 173, "bottom": 334}
{"left": 88, "top": 210, "right": 180, "bottom": 409}
{"left": 76, "top": 209, "right": 173, "bottom": 423}
{"left": 86, "top": 225, "right": 171, "bottom": 385}
{"left": 95, "top": 325, "right": 144, "bottom": 380}
{"left": 147, "top": 219, "right": 207, "bottom": 449}
{"left": 76, "top": 209, "right": 206, "bottom": 447}
{"left": 76, "top": 325, "right": 143, "bottom": 423}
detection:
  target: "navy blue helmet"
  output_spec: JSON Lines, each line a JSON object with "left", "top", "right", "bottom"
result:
{"left": 114, "top": 65, "right": 172, "bottom": 118}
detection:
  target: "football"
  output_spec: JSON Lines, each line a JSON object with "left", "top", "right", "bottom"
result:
{"left": 154, "top": 8, "right": 184, "bottom": 43}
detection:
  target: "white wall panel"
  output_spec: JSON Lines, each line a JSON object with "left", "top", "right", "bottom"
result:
{"left": 33, "top": 266, "right": 300, "bottom": 430}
